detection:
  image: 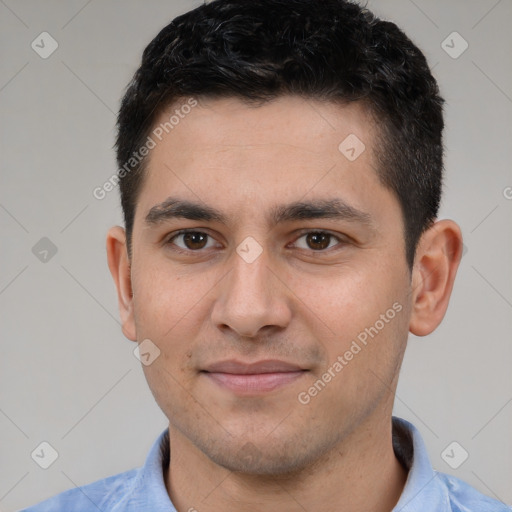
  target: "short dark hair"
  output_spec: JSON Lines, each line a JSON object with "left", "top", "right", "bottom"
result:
{"left": 115, "top": 0, "right": 444, "bottom": 268}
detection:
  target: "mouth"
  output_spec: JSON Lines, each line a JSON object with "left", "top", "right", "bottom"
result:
{"left": 200, "top": 359, "right": 308, "bottom": 394}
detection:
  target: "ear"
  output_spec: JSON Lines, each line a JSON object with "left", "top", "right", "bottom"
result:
{"left": 409, "top": 219, "right": 463, "bottom": 336}
{"left": 106, "top": 226, "right": 137, "bottom": 342}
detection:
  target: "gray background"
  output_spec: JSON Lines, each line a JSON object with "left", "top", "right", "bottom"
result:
{"left": 0, "top": 0, "right": 511, "bottom": 510}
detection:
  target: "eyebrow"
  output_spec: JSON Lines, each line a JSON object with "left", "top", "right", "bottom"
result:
{"left": 144, "top": 196, "right": 374, "bottom": 228}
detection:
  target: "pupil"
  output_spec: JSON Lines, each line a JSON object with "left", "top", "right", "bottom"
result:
{"left": 181, "top": 232, "right": 330, "bottom": 251}
{"left": 307, "top": 232, "right": 329, "bottom": 250}
{"left": 184, "top": 232, "right": 207, "bottom": 249}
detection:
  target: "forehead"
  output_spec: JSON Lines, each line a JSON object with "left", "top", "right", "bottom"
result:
{"left": 135, "top": 96, "right": 397, "bottom": 227}
{"left": 150, "top": 95, "right": 375, "bottom": 160}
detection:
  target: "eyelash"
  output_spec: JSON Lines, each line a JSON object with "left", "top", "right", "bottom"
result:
{"left": 165, "top": 229, "right": 347, "bottom": 255}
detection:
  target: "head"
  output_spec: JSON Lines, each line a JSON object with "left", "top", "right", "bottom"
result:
{"left": 107, "top": 0, "right": 462, "bottom": 475}
{"left": 115, "top": 0, "right": 445, "bottom": 269}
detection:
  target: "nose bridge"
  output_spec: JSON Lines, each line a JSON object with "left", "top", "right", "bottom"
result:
{"left": 211, "top": 240, "right": 290, "bottom": 337}
{"left": 232, "top": 245, "right": 271, "bottom": 302}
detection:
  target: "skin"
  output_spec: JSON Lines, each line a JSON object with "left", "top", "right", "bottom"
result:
{"left": 107, "top": 96, "right": 463, "bottom": 512}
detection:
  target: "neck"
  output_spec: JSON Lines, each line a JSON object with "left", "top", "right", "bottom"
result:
{"left": 165, "top": 413, "right": 408, "bottom": 512}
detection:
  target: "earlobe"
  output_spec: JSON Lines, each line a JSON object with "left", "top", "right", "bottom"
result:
{"left": 409, "top": 220, "right": 463, "bottom": 337}
{"left": 106, "top": 226, "right": 137, "bottom": 342}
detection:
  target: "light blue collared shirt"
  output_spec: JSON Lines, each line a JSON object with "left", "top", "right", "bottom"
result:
{"left": 22, "top": 417, "right": 511, "bottom": 511}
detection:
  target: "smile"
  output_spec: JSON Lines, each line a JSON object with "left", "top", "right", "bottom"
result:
{"left": 201, "top": 359, "right": 308, "bottom": 394}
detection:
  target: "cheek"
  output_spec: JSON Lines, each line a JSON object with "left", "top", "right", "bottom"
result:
{"left": 141, "top": 357, "right": 200, "bottom": 427}
{"left": 297, "top": 266, "right": 408, "bottom": 380}
{"left": 131, "top": 260, "right": 212, "bottom": 340}
{"left": 296, "top": 267, "right": 390, "bottom": 341}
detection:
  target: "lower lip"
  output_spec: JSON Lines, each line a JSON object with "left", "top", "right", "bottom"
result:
{"left": 203, "top": 371, "right": 306, "bottom": 394}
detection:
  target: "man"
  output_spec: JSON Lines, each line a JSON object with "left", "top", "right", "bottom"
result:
{"left": 24, "top": 0, "right": 510, "bottom": 510}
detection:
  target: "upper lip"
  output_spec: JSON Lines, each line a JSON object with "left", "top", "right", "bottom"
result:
{"left": 202, "top": 359, "right": 305, "bottom": 374}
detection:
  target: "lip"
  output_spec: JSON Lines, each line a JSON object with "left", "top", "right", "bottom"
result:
{"left": 201, "top": 359, "right": 307, "bottom": 394}
{"left": 202, "top": 359, "right": 305, "bottom": 374}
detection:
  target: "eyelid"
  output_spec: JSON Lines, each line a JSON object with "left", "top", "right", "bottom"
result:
{"left": 165, "top": 229, "right": 221, "bottom": 252}
{"left": 165, "top": 228, "right": 349, "bottom": 254}
{"left": 289, "top": 229, "right": 347, "bottom": 250}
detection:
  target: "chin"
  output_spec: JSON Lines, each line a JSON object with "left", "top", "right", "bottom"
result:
{"left": 216, "top": 451, "right": 307, "bottom": 476}
{"left": 202, "top": 433, "right": 333, "bottom": 477}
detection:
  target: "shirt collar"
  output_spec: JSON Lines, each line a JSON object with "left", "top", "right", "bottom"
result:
{"left": 391, "top": 416, "right": 450, "bottom": 511}
{"left": 111, "top": 428, "right": 174, "bottom": 511}
{"left": 122, "top": 416, "right": 450, "bottom": 511}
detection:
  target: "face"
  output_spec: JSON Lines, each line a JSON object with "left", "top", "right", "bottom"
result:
{"left": 119, "top": 96, "right": 416, "bottom": 474}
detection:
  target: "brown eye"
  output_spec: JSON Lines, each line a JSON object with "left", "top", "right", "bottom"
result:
{"left": 182, "top": 232, "right": 208, "bottom": 250}
{"left": 292, "top": 231, "right": 343, "bottom": 252}
{"left": 305, "top": 232, "right": 331, "bottom": 250}
{"left": 168, "top": 231, "right": 215, "bottom": 251}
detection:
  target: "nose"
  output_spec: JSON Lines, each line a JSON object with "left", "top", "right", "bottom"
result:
{"left": 210, "top": 244, "right": 292, "bottom": 339}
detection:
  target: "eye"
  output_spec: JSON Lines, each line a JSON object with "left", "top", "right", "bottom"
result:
{"left": 167, "top": 230, "right": 219, "bottom": 252}
{"left": 165, "top": 229, "right": 347, "bottom": 255}
{"left": 291, "top": 231, "right": 344, "bottom": 251}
